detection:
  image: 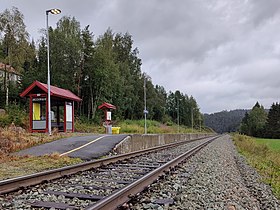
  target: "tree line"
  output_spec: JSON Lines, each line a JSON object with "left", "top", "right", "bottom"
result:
{"left": 240, "top": 102, "right": 280, "bottom": 139}
{"left": 0, "top": 7, "right": 203, "bottom": 127}
{"left": 204, "top": 109, "right": 248, "bottom": 133}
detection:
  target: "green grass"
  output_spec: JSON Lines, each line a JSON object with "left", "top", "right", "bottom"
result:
{"left": 75, "top": 121, "right": 104, "bottom": 133}
{"left": 0, "top": 154, "right": 82, "bottom": 180}
{"left": 254, "top": 137, "right": 280, "bottom": 152}
{"left": 232, "top": 134, "right": 280, "bottom": 199}
{"left": 75, "top": 119, "right": 210, "bottom": 134}
{"left": 115, "top": 119, "right": 206, "bottom": 134}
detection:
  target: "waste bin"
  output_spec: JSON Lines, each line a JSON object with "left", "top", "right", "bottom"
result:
{"left": 112, "top": 127, "right": 120, "bottom": 134}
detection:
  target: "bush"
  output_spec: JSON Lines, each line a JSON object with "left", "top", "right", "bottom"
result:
{"left": 7, "top": 104, "right": 28, "bottom": 127}
{"left": 75, "top": 120, "right": 103, "bottom": 133}
{"left": 0, "top": 114, "right": 10, "bottom": 128}
{"left": 0, "top": 104, "right": 29, "bottom": 129}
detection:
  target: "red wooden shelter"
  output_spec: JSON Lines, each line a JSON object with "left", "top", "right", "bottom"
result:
{"left": 20, "top": 80, "right": 81, "bottom": 133}
{"left": 98, "top": 102, "right": 116, "bottom": 110}
{"left": 98, "top": 102, "right": 116, "bottom": 134}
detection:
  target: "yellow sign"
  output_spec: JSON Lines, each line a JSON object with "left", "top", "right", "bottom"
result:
{"left": 33, "top": 103, "right": 40, "bottom": 120}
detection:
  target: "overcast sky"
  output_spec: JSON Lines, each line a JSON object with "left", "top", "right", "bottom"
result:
{"left": 2, "top": 0, "right": 280, "bottom": 113}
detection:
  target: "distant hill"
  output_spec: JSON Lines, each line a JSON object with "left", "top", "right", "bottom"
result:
{"left": 204, "top": 109, "right": 248, "bottom": 133}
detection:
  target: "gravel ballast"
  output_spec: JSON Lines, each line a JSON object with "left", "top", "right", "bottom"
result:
{"left": 129, "top": 135, "right": 280, "bottom": 209}
{"left": 0, "top": 138, "right": 212, "bottom": 209}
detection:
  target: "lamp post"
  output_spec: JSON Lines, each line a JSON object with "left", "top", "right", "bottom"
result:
{"left": 46, "top": 8, "right": 61, "bottom": 135}
{"left": 143, "top": 75, "right": 148, "bottom": 134}
{"left": 191, "top": 107, "right": 194, "bottom": 133}
{"left": 177, "top": 99, "right": 179, "bottom": 133}
{"left": 177, "top": 98, "right": 182, "bottom": 133}
{"left": 199, "top": 114, "right": 202, "bottom": 132}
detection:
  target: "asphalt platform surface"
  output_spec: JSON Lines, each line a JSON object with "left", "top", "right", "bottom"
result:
{"left": 16, "top": 134, "right": 128, "bottom": 160}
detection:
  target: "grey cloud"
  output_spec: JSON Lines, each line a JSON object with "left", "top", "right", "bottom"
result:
{"left": 249, "top": 0, "right": 280, "bottom": 26}
{"left": 99, "top": 0, "right": 232, "bottom": 62}
{"left": 2, "top": 0, "right": 280, "bottom": 113}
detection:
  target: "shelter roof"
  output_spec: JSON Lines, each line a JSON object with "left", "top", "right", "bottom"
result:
{"left": 20, "top": 80, "right": 82, "bottom": 102}
{"left": 98, "top": 102, "right": 116, "bottom": 110}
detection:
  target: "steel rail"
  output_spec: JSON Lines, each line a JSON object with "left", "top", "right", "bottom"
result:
{"left": 86, "top": 135, "right": 220, "bottom": 210}
{"left": 0, "top": 135, "right": 215, "bottom": 195}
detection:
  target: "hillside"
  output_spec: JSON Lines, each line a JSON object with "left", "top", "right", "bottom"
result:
{"left": 204, "top": 109, "right": 248, "bottom": 133}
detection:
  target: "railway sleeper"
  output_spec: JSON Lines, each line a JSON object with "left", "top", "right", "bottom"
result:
{"left": 43, "top": 190, "right": 104, "bottom": 201}
{"left": 89, "top": 178, "right": 133, "bottom": 184}
{"left": 58, "top": 183, "right": 117, "bottom": 190}
{"left": 97, "top": 168, "right": 148, "bottom": 175}
{"left": 87, "top": 173, "right": 142, "bottom": 180}
{"left": 114, "top": 163, "right": 161, "bottom": 168}
{"left": 104, "top": 166, "right": 152, "bottom": 171}
{"left": 31, "top": 201, "right": 79, "bottom": 210}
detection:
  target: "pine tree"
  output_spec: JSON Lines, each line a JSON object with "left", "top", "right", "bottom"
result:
{"left": 265, "top": 103, "right": 280, "bottom": 138}
{"left": 240, "top": 112, "right": 249, "bottom": 134}
{"left": 248, "top": 102, "right": 267, "bottom": 137}
{"left": 239, "top": 102, "right": 267, "bottom": 137}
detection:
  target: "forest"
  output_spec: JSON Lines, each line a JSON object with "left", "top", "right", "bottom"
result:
{"left": 0, "top": 7, "right": 203, "bottom": 127}
{"left": 240, "top": 102, "right": 280, "bottom": 139}
{"left": 204, "top": 109, "right": 248, "bottom": 133}
{"left": 205, "top": 102, "right": 280, "bottom": 139}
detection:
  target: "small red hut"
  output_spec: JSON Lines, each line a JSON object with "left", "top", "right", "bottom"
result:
{"left": 20, "top": 81, "right": 81, "bottom": 133}
{"left": 98, "top": 102, "right": 116, "bottom": 134}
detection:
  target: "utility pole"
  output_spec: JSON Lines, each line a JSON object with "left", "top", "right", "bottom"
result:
{"left": 177, "top": 98, "right": 179, "bottom": 133}
{"left": 144, "top": 75, "right": 147, "bottom": 134}
{"left": 199, "top": 114, "right": 202, "bottom": 132}
{"left": 191, "top": 107, "right": 194, "bottom": 133}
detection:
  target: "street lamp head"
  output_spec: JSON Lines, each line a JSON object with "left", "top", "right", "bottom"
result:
{"left": 46, "top": 8, "right": 61, "bottom": 15}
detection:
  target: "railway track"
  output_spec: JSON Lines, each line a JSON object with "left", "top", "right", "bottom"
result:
{"left": 0, "top": 135, "right": 219, "bottom": 209}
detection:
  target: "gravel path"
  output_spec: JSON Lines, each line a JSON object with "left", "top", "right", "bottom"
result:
{"left": 129, "top": 135, "right": 280, "bottom": 210}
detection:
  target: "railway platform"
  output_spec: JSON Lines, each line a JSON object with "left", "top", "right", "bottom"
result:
{"left": 16, "top": 134, "right": 128, "bottom": 160}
